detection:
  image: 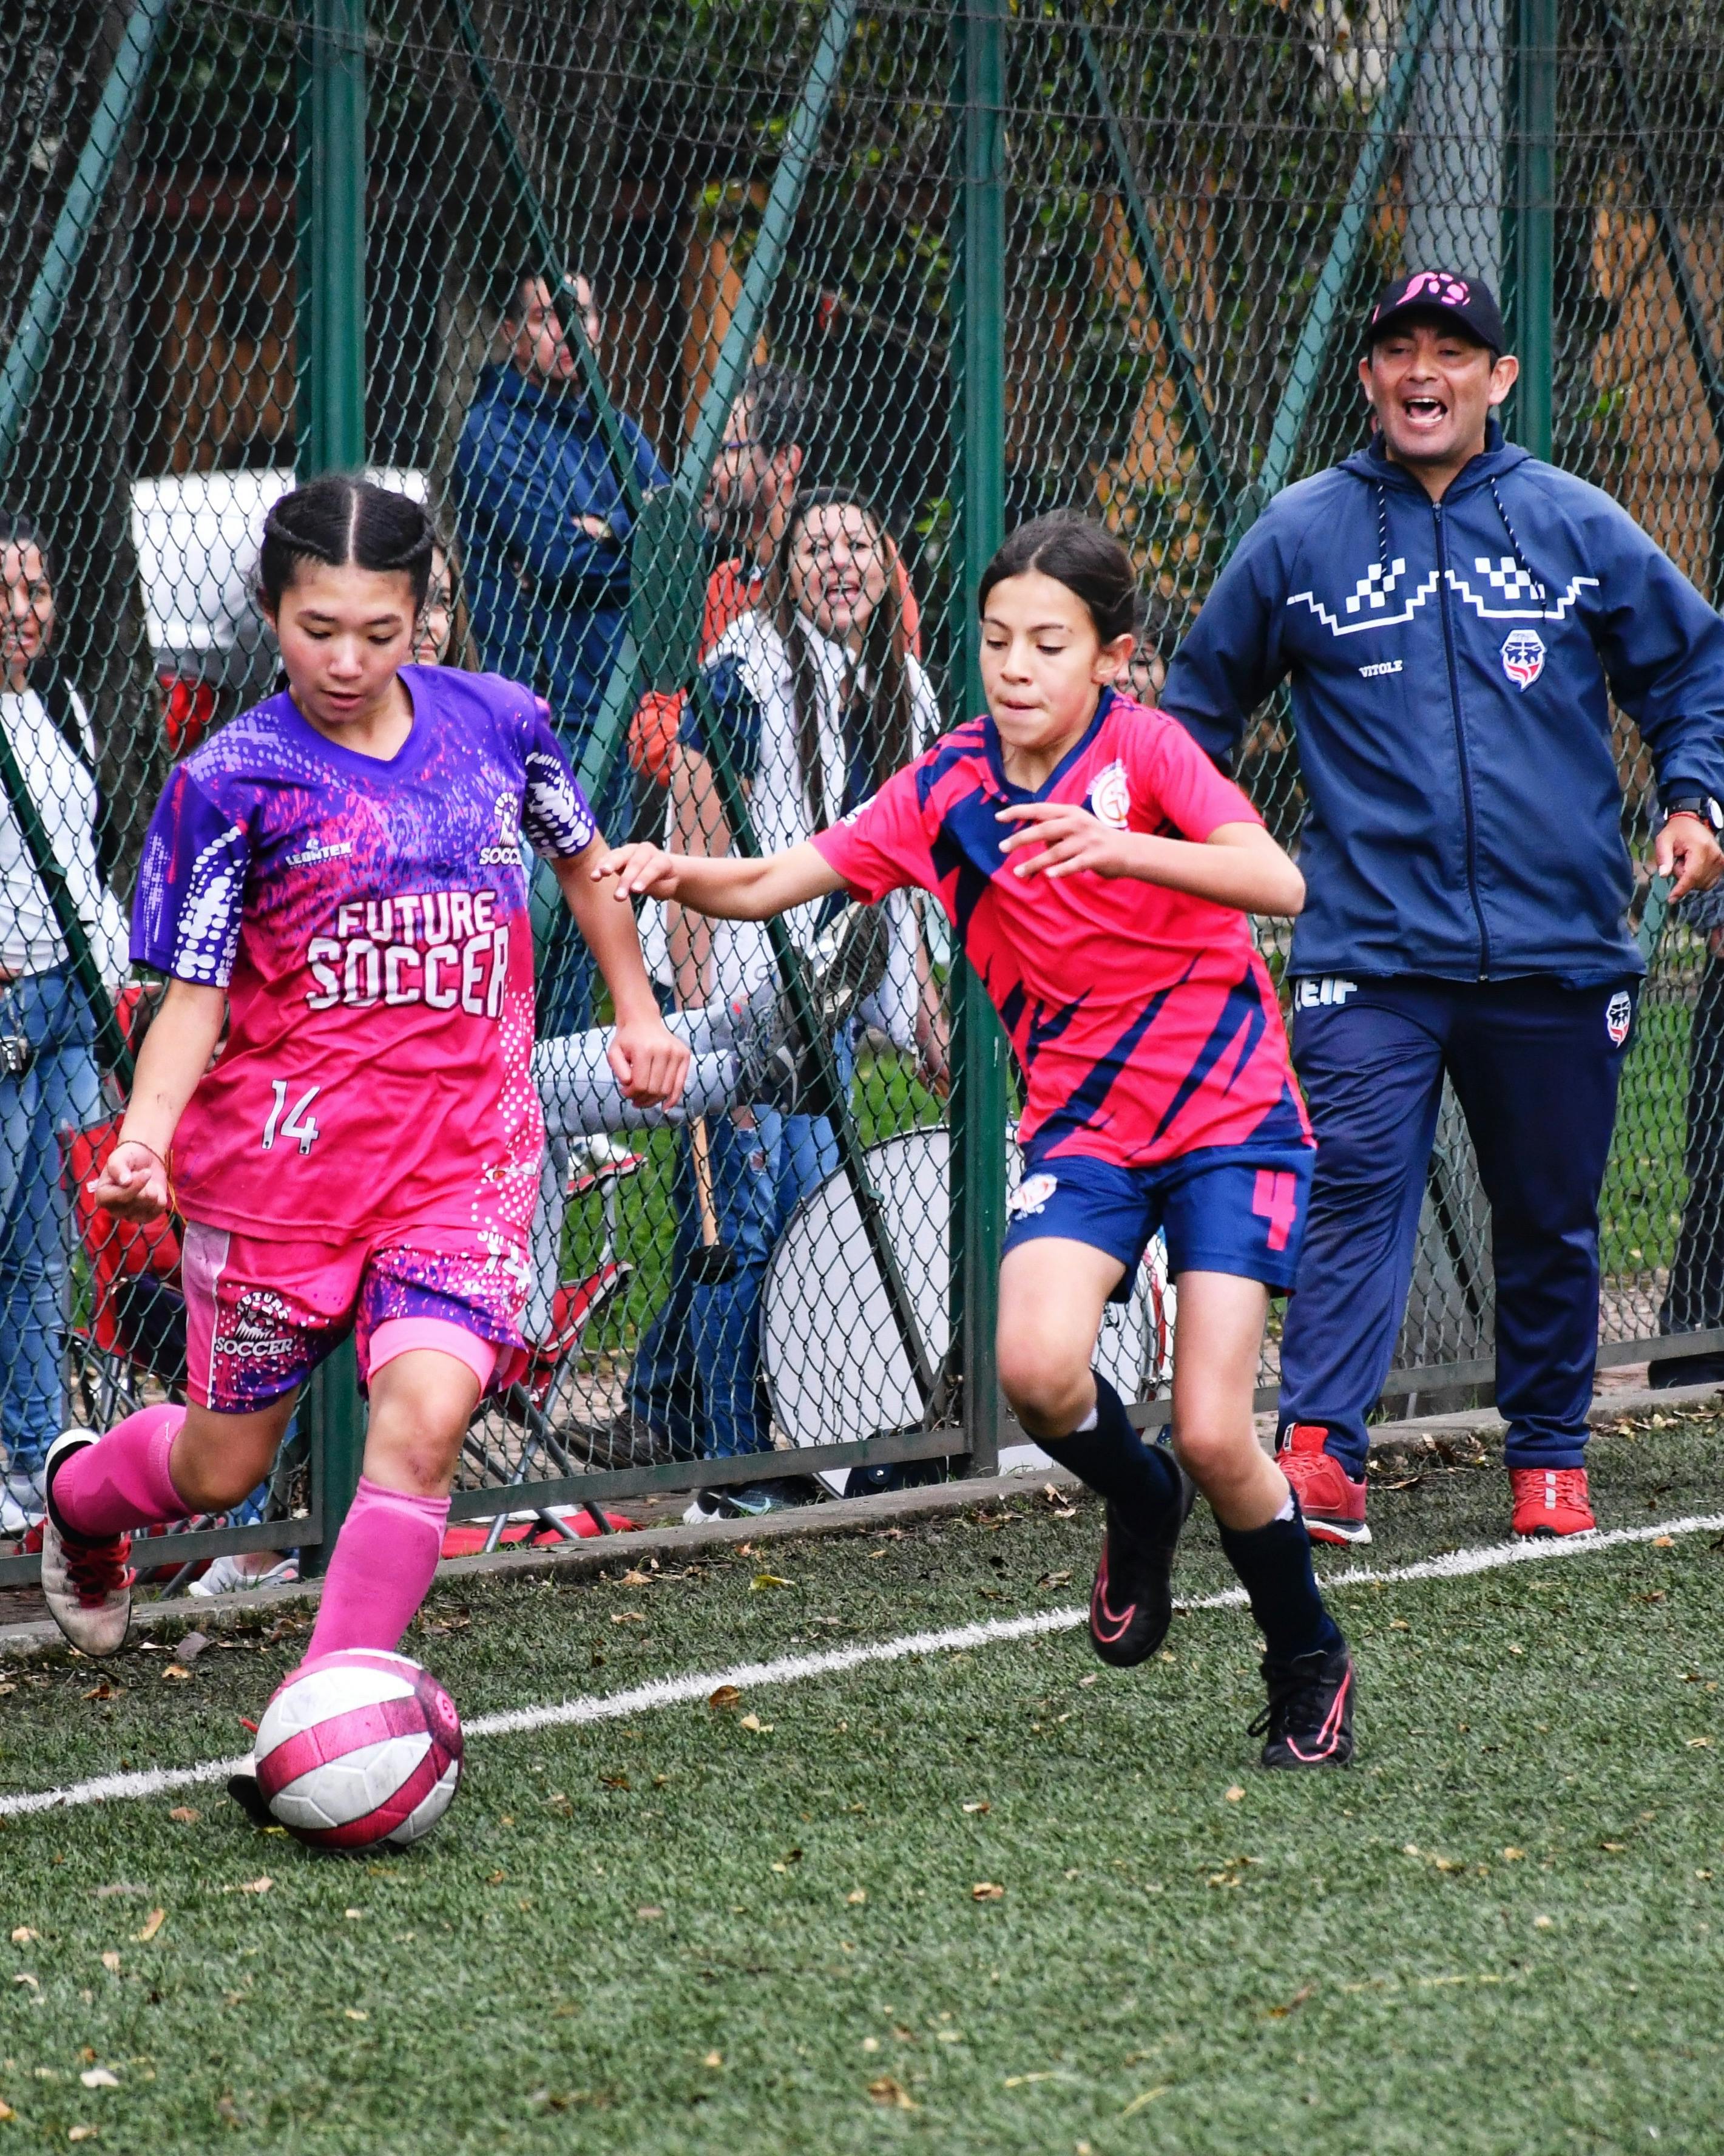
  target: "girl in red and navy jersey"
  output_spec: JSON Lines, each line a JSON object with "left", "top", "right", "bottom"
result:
{"left": 33, "top": 476, "right": 688, "bottom": 1676}
{"left": 599, "top": 512, "right": 1353, "bottom": 1769}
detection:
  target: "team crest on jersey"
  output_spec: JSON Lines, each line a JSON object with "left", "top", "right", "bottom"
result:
{"left": 1009, "top": 1171, "right": 1058, "bottom": 1220}
{"left": 1086, "top": 759, "right": 1130, "bottom": 830}
{"left": 1500, "top": 628, "right": 1546, "bottom": 690}
{"left": 1606, "top": 989, "right": 1633, "bottom": 1047}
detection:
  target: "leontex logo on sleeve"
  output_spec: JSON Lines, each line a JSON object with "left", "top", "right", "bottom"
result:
{"left": 1500, "top": 628, "right": 1547, "bottom": 690}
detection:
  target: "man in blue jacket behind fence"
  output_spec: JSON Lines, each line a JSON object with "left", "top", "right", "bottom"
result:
{"left": 1161, "top": 268, "right": 1724, "bottom": 1547}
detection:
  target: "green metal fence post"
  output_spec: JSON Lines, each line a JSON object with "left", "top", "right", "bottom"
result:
{"left": 951, "top": 0, "right": 1008, "bottom": 1475}
{"left": 1509, "top": 0, "right": 1556, "bottom": 459}
{"left": 298, "top": 0, "right": 368, "bottom": 477}
{"left": 298, "top": 0, "right": 368, "bottom": 1565}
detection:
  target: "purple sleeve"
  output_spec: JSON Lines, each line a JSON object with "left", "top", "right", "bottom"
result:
{"left": 520, "top": 694, "right": 598, "bottom": 858}
{"left": 130, "top": 765, "right": 250, "bottom": 985}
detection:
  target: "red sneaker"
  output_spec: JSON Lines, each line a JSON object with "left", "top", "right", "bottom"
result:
{"left": 1510, "top": 1466, "right": 1595, "bottom": 1538}
{"left": 1276, "top": 1424, "right": 1371, "bottom": 1547}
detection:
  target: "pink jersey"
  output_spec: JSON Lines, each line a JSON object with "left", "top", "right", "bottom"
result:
{"left": 130, "top": 666, "right": 595, "bottom": 1247}
{"left": 812, "top": 688, "right": 1311, "bottom": 1167}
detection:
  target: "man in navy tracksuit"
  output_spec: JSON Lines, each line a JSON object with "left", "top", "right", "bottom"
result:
{"left": 1161, "top": 269, "right": 1724, "bottom": 1545}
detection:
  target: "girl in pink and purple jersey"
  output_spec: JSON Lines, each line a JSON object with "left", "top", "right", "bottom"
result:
{"left": 599, "top": 513, "right": 1354, "bottom": 1770}
{"left": 35, "top": 476, "right": 688, "bottom": 1676}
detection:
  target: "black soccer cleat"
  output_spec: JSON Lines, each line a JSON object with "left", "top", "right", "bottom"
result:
{"left": 1251, "top": 1642, "right": 1356, "bottom": 1769}
{"left": 226, "top": 1772, "right": 274, "bottom": 1828}
{"left": 1087, "top": 1461, "right": 1196, "bottom": 1668}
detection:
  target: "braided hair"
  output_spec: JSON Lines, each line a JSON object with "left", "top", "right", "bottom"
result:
{"left": 258, "top": 475, "right": 435, "bottom": 612}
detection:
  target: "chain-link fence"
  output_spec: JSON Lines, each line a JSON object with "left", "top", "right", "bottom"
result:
{"left": 1, "top": 0, "right": 1721, "bottom": 1582}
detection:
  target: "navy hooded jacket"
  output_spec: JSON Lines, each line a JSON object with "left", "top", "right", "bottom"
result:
{"left": 453, "top": 362, "right": 668, "bottom": 757}
{"left": 1161, "top": 424, "right": 1724, "bottom": 983}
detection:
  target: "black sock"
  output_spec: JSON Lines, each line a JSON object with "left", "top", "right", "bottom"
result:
{"left": 1217, "top": 1497, "right": 1344, "bottom": 1663}
{"left": 1037, "top": 1372, "right": 1181, "bottom": 1538}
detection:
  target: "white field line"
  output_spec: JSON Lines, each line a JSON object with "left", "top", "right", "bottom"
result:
{"left": 2, "top": 1508, "right": 1719, "bottom": 1821}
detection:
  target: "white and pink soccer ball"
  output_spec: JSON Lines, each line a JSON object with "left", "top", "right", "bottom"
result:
{"left": 253, "top": 1649, "right": 462, "bottom": 1851}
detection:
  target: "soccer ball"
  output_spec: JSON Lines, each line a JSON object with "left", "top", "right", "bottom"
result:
{"left": 252, "top": 1649, "right": 463, "bottom": 1852}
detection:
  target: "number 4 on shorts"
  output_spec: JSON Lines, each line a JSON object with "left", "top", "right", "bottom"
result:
{"left": 263, "top": 1080, "right": 322, "bottom": 1156}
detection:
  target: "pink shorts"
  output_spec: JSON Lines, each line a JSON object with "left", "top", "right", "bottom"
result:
{"left": 180, "top": 1219, "right": 528, "bottom": 1414}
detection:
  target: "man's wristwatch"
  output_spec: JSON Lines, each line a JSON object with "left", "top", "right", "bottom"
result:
{"left": 1661, "top": 793, "right": 1724, "bottom": 835}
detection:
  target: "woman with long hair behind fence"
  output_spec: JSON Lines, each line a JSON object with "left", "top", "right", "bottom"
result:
{"left": 619, "top": 486, "right": 947, "bottom": 1511}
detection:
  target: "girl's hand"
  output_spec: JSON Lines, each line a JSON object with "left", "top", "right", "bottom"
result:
{"left": 997, "top": 800, "right": 1141, "bottom": 880}
{"left": 594, "top": 842, "right": 683, "bottom": 903}
{"left": 607, "top": 1011, "right": 692, "bottom": 1110}
{"left": 90, "top": 1139, "right": 171, "bottom": 1222}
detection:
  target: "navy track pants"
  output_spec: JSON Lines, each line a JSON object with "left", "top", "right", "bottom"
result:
{"left": 1279, "top": 975, "right": 1637, "bottom": 1473}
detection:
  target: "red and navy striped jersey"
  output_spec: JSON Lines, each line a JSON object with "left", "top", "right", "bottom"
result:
{"left": 812, "top": 687, "right": 1311, "bottom": 1167}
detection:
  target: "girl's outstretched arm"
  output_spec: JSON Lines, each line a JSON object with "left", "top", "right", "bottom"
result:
{"left": 553, "top": 844, "right": 692, "bottom": 1108}
{"left": 596, "top": 838, "right": 846, "bottom": 921}
{"left": 92, "top": 979, "right": 228, "bottom": 1219}
{"left": 996, "top": 805, "right": 1305, "bottom": 917}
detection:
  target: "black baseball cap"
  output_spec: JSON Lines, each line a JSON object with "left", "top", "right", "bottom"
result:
{"left": 1362, "top": 270, "right": 1506, "bottom": 356}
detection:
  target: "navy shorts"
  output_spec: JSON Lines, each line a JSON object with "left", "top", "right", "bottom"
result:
{"left": 1003, "top": 1142, "right": 1314, "bottom": 1298}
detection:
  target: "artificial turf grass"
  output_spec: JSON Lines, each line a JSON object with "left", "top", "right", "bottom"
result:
{"left": 0, "top": 1402, "right": 1720, "bottom": 1795}
{"left": 0, "top": 1411, "right": 1722, "bottom": 2154}
{"left": 1, "top": 1537, "right": 1722, "bottom": 2155}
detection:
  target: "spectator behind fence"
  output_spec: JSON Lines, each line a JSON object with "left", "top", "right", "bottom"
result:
{"left": 0, "top": 509, "right": 127, "bottom": 1534}
{"left": 454, "top": 270, "right": 667, "bottom": 759}
{"left": 1651, "top": 890, "right": 1724, "bottom": 1388}
{"left": 412, "top": 531, "right": 458, "bottom": 669}
{"left": 627, "top": 363, "right": 921, "bottom": 788}
{"left": 625, "top": 488, "right": 946, "bottom": 1513}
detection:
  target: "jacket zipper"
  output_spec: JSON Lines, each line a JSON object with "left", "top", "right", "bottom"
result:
{"left": 1432, "top": 501, "right": 1492, "bottom": 978}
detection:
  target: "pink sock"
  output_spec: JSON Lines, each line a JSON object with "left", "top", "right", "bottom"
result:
{"left": 52, "top": 1405, "right": 188, "bottom": 1539}
{"left": 305, "top": 1477, "right": 450, "bottom": 1661}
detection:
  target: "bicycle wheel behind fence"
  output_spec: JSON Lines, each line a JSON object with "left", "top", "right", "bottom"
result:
{"left": 762, "top": 1128, "right": 1173, "bottom": 1453}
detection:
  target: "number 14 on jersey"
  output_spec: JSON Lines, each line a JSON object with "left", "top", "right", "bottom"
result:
{"left": 263, "top": 1080, "right": 322, "bottom": 1156}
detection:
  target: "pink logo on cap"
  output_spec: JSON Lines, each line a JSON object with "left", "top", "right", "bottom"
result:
{"left": 1401, "top": 271, "right": 1471, "bottom": 307}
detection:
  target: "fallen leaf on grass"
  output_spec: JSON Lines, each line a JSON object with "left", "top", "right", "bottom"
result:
{"left": 749, "top": 1572, "right": 795, "bottom": 1592}
{"left": 78, "top": 2071, "right": 118, "bottom": 2090}
{"left": 962, "top": 1800, "right": 990, "bottom": 1815}
{"left": 738, "top": 1714, "right": 773, "bottom": 1734}
{"left": 867, "top": 2076, "right": 915, "bottom": 2110}
{"left": 846, "top": 1889, "right": 867, "bottom": 1905}
{"left": 1004, "top": 2072, "right": 1069, "bottom": 2087}
{"left": 1035, "top": 1571, "right": 1072, "bottom": 1590}
{"left": 218, "top": 1879, "right": 271, "bottom": 1896}
{"left": 702, "top": 2052, "right": 723, "bottom": 2069}
{"left": 100, "top": 1953, "right": 120, "bottom": 1975}
{"left": 1266, "top": 1985, "right": 1313, "bottom": 2019}
{"left": 769, "top": 1849, "right": 803, "bottom": 1875}
{"left": 609, "top": 1612, "right": 645, "bottom": 1626}
{"left": 9, "top": 1928, "right": 36, "bottom": 1945}
{"left": 160, "top": 1666, "right": 192, "bottom": 1683}
{"left": 167, "top": 1808, "right": 199, "bottom": 1825}
{"left": 635, "top": 1906, "right": 663, "bottom": 1921}
{"left": 0, "top": 2098, "right": 13, "bottom": 2120}
{"left": 598, "top": 1775, "right": 630, "bottom": 1792}
{"left": 1503, "top": 1847, "right": 1525, "bottom": 1861}
{"left": 1653, "top": 1535, "right": 1675, "bottom": 1548}
{"left": 970, "top": 1882, "right": 1004, "bottom": 1902}
{"left": 1687, "top": 1736, "right": 1715, "bottom": 1749}
{"left": 619, "top": 1568, "right": 653, "bottom": 1587}
{"left": 132, "top": 1910, "right": 164, "bottom": 1945}
{"left": 708, "top": 1685, "right": 740, "bottom": 1712}
{"left": 68, "top": 2128, "right": 97, "bottom": 2143}
{"left": 1225, "top": 1786, "right": 1245, "bottom": 1803}
{"left": 12, "top": 1975, "right": 36, "bottom": 1990}
{"left": 1120, "top": 2086, "right": 1170, "bottom": 2117}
